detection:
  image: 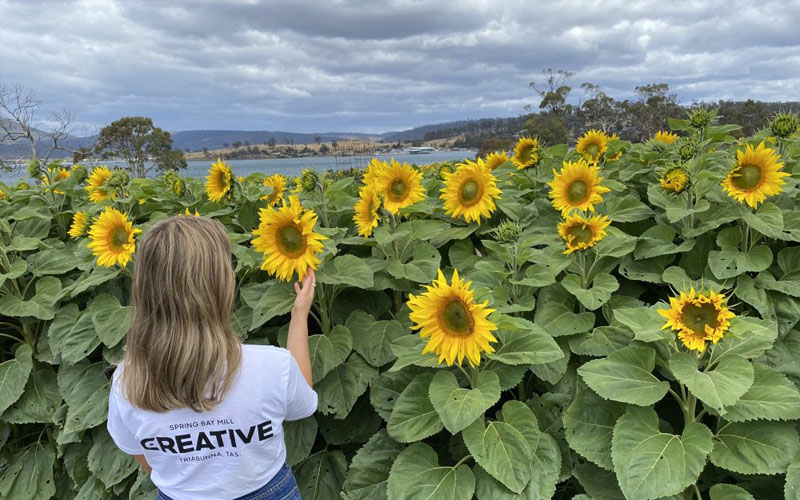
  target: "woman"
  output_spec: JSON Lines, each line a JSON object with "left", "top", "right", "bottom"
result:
{"left": 107, "top": 216, "right": 316, "bottom": 500}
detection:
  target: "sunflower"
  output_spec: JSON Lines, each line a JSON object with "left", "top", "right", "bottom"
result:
{"left": 549, "top": 160, "right": 610, "bottom": 215}
{"left": 42, "top": 167, "right": 71, "bottom": 193}
{"left": 374, "top": 158, "right": 426, "bottom": 214}
{"left": 407, "top": 269, "right": 497, "bottom": 367}
{"left": 440, "top": 159, "right": 501, "bottom": 223}
{"left": 484, "top": 151, "right": 509, "bottom": 170}
{"left": 660, "top": 167, "right": 689, "bottom": 193}
{"left": 85, "top": 166, "right": 113, "bottom": 203}
{"left": 576, "top": 129, "right": 609, "bottom": 163}
{"left": 653, "top": 130, "right": 679, "bottom": 145}
{"left": 251, "top": 196, "right": 326, "bottom": 281}
{"left": 511, "top": 137, "right": 539, "bottom": 169}
{"left": 658, "top": 288, "right": 735, "bottom": 352}
{"left": 180, "top": 208, "right": 201, "bottom": 217}
{"left": 68, "top": 211, "right": 88, "bottom": 238}
{"left": 557, "top": 214, "right": 611, "bottom": 254}
{"left": 721, "top": 141, "right": 789, "bottom": 208}
{"left": 363, "top": 158, "right": 385, "bottom": 188}
{"left": 353, "top": 183, "right": 381, "bottom": 238}
{"left": 87, "top": 207, "right": 140, "bottom": 267}
{"left": 261, "top": 174, "right": 286, "bottom": 206}
{"left": 205, "top": 158, "right": 232, "bottom": 202}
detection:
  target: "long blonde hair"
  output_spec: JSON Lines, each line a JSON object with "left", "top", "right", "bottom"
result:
{"left": 121, "top": 216, "right": 242, "bottom": 412}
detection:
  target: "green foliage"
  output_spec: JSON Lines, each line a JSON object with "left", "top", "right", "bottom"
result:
{"left": 0, "top": 118, "right": 799, "bottom": 499}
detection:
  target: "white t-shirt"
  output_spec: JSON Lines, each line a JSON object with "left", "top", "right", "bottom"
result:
{"left": 107, "top": 344, "right": 317, "bottom": 500}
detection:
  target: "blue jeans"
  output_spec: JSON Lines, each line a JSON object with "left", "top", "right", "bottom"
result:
{"left": 156, "top": 463, "right": 301, "bottom": 500}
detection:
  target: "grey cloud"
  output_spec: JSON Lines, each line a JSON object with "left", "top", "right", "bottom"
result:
{"left": 0, "top": 0, "right": 798, "bottom": 133}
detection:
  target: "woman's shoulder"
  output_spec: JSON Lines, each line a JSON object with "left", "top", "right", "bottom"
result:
{"left": 242, "top": 343, "right": 291, "bottom": 361}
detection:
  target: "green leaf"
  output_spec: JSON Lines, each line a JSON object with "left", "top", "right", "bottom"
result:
{"left": 90, "top": 293, "right": 131, "bottom": 348}
{"left": 240, "top": 281, "right": 296, "bottom": 330}
{"left": 561, "top": 273, "right": 619, "bottom": 311}
{"left": 487, "top": 316, "right": 563, "bottom": 366}
{"left": 612, "top": 406, "right": 713, "bottom": 500}
{"left": 27, "top": 248, "right": 79, "bottom": 276}
{"left": 347, "top": 310, "right": 404, "bottom": 367}
{"left": 0, "top": 276, "right": 62, "bottom": 320}
{"left": 295, "top": 450, "right": 348, "bottom": 500}
{"left": 603, "top": 195, "right": 653, "bottom": 222}
{"left": 388, "top": 335, "right": 444, "bottom": 371}
{"left": 710, "top": 317, "right": 777, "bottom": 363}
{"left": 534, "top": 291, "right": 595, "bottom": 337}
{"left": 387, "top": 442, "right": 476, "bottom": 500}
{"left": 387, "top": 372, "right": 443, "bottom": 443}
{"left": 710, "top": 421, "right": 800, "bottom": 475}
{"left": 47, "top": 303, "right": 100, "bottom": 365}
{"left": 509, "top": 264, "right": 555, "bottom": 288}
{"left": 342, "top": 430, "right": 404, "bottom": 500}
{"left": 709, "top": 484, "right": 756, "bottom": 500}
{"left": 386, "top": 243, "right": 441, "bottom": 283}
{"left": 563, "top": 382, "right": 626, "bottom": 470}
{"left": 285, "top": 417, "right": 318, "bottom": 466}
{"left": 723, "top": 364, "right": 800, "bottom": 422}
{"left": 634, "top": 225, "right": 695, "bottom": 260}
{"left": 0, "top": 443, "right": 55, "bottom": 500}
{"left": 578, "top": 345, "right": 669, "bottom": 406}
{"left": 742, "top": 202, "right": 784, "bottom": 238}
{"left": 669, "top": 352, "right": 754, "bottom": 414}
{"left": 66, "top": 266, "right": 120, "bottom": 297}
{"left": 593, "top": 227, "right": 637, "bottom": 258}
{"left": 88, "top": 427, "right": 137, "bottom": 487}
{"left": 316, "top": 353, "right": 377, "bottom": 418}
{"left": 308, "top": 325, "right": 353, "bottom": 383}
{"left": 787, "top": 459, "right": 800, "bottom": 500}
{"left": 2, "top": 364, "right": 61, "bottom": 424}
{"left": 57, "top": 362, "right": 110, "bottom": 434}
{"left": 429, "top": 370, "right": 501, "bottom": 434}
{"left": 568, "top": 326, "right": 634, "bottom": 357}
{"left": 0, "top": 344, "right": 33, "bottom": 414}
{"left": 317, "top": 254, "right": 374, "bottom": 288}
{"left": 462, "top": 416, "right": 531, "bottom": 493}
{"left": 709, "top": 246, "right": 772, "bottom": 279}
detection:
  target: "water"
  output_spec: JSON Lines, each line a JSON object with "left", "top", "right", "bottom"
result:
{"left": 1, "top": 150, "right": 476, "bottom": 182}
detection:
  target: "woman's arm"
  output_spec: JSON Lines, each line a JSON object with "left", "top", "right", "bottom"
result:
{"left": 134, "top": 455, "right": 152, "bottom": 474}
{"left": 287, "top": 268, "right": 315, "bottom": 387}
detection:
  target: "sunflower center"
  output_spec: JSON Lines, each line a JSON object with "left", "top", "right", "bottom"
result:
{"left": 277, "top": 224, "right": 306, "bottom": 256}
{"left": 217, "top": 171, "right": 229, "bottom": 188}
{"left": 567, "top": 224, "right": 594, "bottom": 245}
{"left": 459, "top": 179, "right": 481, "bottom": 205}
{"left": 519, "top": 147, "right": 532, "bottom": 163}
{"left": 390, "top": 179, "right": 408, "bottom": 200}
{"left": 680, "top": 302, "right": 719, "bottom": 336}
{"left": 442, "top": 298, "right": 473, "bottom": 336}
{"left": 586, "top": 144, "right": 600, "bottom": 157}
{"left": 110, "top": 228, "right": 129, "bottom": 249}
{"left": 732, "top": 164, "right": 763, "bottom": 190}
{"left": 567, "top": 180, "right": 589, "bottom": 203}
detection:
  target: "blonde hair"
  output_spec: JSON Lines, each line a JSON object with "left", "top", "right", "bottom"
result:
{"left": 121, "top": 216, "right": 241, "bottom": 412}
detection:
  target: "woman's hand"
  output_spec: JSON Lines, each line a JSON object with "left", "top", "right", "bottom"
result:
{"left": 292, "top": 267, "right": 315, "bottom": 316}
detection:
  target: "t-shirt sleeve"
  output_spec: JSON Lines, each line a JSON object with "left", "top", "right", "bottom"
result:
{"left": 285, "top": 354, "right": 318, "bottom": 421}
{"left": 107, "top": 383, "right": 143, "bottom": 455}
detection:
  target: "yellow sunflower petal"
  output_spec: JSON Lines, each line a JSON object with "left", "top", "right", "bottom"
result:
{"left": 407, "top": 268, "right": 497, "bottom": 367}
{"left": 206, "top": 158, "right": 232, "bottom": 202}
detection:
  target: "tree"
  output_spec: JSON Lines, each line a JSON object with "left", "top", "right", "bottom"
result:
{"left": 0, "top": 83, "right": 76, "bottom": 169}
{"left": 222, "top": 142, "right": 229, "bottom": 148}
{"left": 578, "top": 83, "right": 620, "bottom": 133}
{"left": 319, "top": 144, "right": 330, "bottom": 154}
{"left": 267, "top": 137, "right": 276, "bottom": 148}
{"left": 476, "top": 138, "right": 513, "bottom": 159}
{"left": 243, "top": 140, "right": 250, "bottom": 147}
{"left": 529, "top": 69, "right": 574, "bottom": 116}
{"left": 232, "top": 140, "right": 242, "bottom": 148}
{"left": 94, "top": 116, "right": 186, "bottom": 178}
{"left": 314, "top": 136, "right": 321, "bottom": 144}
{"left": 621, "top": 83, "right": 682, "bottom": 141}
{"left": 523, "top": 114, "right": 569, "bottom": 146}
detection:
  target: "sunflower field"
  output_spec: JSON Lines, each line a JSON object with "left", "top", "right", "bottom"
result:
{"left": 2, "top": 110, "right": 800, "bottom": 500}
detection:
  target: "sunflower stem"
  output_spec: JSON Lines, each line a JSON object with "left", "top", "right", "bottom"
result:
{"left": 456, "top": 364, "right": 473, "bottom": 388}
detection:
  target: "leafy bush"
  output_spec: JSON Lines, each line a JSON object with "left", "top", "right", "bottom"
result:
{"left": 1, "top": 116, "right": 800, "bottom": 500}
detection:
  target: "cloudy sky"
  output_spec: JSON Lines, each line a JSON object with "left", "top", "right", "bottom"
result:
{"left": 1, "top": 0, "right": 799, "bottom": 134}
